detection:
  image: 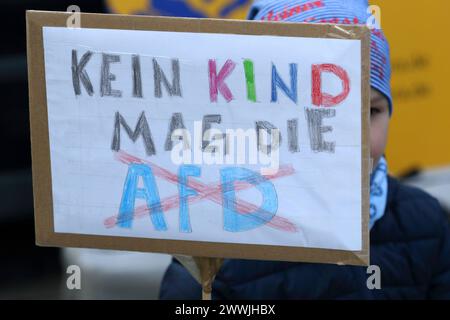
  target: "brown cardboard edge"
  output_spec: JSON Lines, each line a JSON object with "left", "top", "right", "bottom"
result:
{"left": 360, "top": 27, "right": 371, "bottom": 267}
{"left": 27, "top": 10, "right": 368, "bottom": 39}
{"left": 42, "top": 232, "right": 366, "bottom": 265}
{"left": 27, "top": 10, "right": 371, "bottom": 266}
{"left": 27, "top": 11, "right": 55, "bottom": 246}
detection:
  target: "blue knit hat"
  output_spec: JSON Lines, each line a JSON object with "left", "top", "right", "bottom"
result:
{"left": 248, "top": 0, "right": 393, "bottom": 114}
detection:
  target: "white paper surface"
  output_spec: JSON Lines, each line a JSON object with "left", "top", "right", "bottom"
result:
{"left": 42, "top": 26, "right": 362, "bottom": 251}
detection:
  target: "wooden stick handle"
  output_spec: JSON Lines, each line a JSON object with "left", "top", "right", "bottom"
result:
{"left": 202, "top": 283, "right": 212, "bottom": 300}
{"left": 201, "top": 258, "right": 214, "bottom": 300}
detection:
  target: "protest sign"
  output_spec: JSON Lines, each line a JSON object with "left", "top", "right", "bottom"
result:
{"left": 27, "top": 11, "right": 370, "bottom": 266}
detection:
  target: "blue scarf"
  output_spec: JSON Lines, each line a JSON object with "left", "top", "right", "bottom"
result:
{"left": 369, "top": 157, "right": 388, "bottom": 229}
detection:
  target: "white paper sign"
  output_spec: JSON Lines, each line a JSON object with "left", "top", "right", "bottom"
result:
{"left": 42, "top": 26, "right": 362, "bottom": 251}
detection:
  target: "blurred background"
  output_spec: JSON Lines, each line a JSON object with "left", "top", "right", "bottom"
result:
{"left": 1, "top": 0, "right": 449, "bottom": 299}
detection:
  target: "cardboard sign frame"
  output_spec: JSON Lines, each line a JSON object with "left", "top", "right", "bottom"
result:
{"left": 27, "top": 10, "right": 371, "bottom": 266}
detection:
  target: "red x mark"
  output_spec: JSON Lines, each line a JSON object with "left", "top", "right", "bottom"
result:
{"left": 104, "top": 150, "right": 298, "bottom": 233}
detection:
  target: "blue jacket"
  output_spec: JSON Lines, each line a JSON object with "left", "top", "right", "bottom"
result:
{"left": 159, "top": 177, "right": 450, "bottom": 299}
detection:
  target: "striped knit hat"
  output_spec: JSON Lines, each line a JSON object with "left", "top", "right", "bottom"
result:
{"left": 248, "top": 0, "right": 393, "bottom": 114}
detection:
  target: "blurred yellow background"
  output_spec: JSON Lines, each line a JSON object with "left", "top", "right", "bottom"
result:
{"left": 105, "top": 0, "right": 251, "bottom": 19}
{"left": 375, "top": 0, "right": 450, "bottom": 175}
{"left": 106, "top": 0, "right": 450, "bottom": 175}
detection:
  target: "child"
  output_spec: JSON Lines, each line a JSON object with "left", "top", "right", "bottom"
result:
{"left": 159, "top": 0, "right": 450, "bottom": 299}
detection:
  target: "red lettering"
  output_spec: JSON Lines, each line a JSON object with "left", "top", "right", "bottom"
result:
{"left": 312, "top": 64, "right": 350, "bottom": 107}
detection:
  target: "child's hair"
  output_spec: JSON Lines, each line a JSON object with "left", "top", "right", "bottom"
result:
{"left": 248, "top": 0, "right": 393, "bottom": 113}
